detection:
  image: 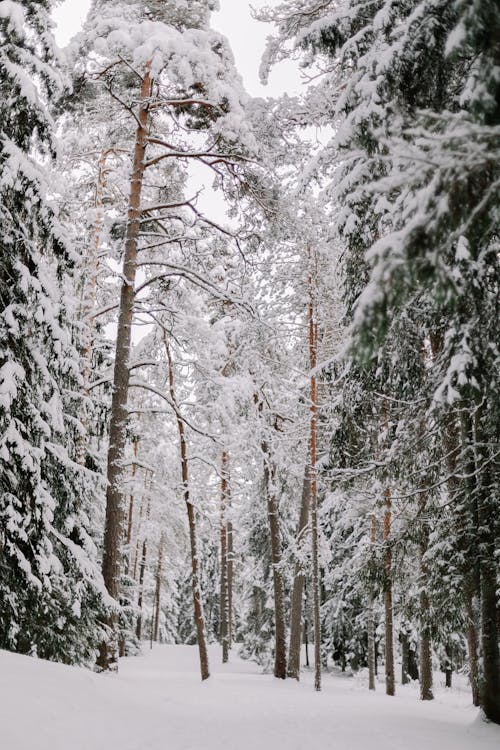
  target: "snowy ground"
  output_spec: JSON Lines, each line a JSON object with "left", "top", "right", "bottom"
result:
{"left": 1, "top": 644, "right": 498, "bottom": 750}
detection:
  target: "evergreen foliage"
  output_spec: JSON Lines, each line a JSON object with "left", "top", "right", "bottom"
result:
{"left": 0, "top": 0, "right": 105, "bottom": 663}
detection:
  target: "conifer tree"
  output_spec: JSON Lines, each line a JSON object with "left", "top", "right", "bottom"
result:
{"left": 0, "top": 0, "right": 104, "bottom": 663}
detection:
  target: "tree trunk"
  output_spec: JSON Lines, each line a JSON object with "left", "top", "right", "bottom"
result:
{"left": 97, "top": 67, "right": 152, "bottom": 672}
{"left": 153, "top": 534, "right": 163, "bottom": 642}
{"left": 408, "top": 644, "right": 419, "bottom": 681}
{"left": 444, "top": 642, "right": 453, "bottom": 689}
{"left": 419, "top": 589, "right": 433, "bottom": 700}
{"left": 126, "top": 437, "right": 140, "bottom": 550}
{"left": 419, "top": 496, "right": 433, "bottom": 701}
{"left": 474, "top": 406, "right": 500, "bottom": 723}
{"left": 164, "top": 334, "right": 210, "bottom": 681}
{"left": 465, "top": 586, "right": 481, "bottom": 706}
{"left": 135, "top": 484, "right": 151, "bottom": 642}
{"left": 368, "top": 514, "right": 377, "bottom": 691}
{"left": 383, "top": 488, "right": 395, "bottom": 696}
{"left": 308, "top": 248, "right": 321, "bottom": 692}
{"left": 220, "top": 450, "right": 230, "bottom": 663}
{"left": 288, "top": 463, "right": 311, "bottom": 679}
{"left": 262, "top": 436, "right": 287, "bottom": 679}
{"left": 443, "top": 411, "right": 480, "bottom": 706}
{"left": 227, "top": 517, "right": 233, "bottom": 649}
{"left": 401, "top": 631, "right": 409, "bottom": 686}
{"left": 135, "top": 536, "right": 147, "bottom": 641}
{"left": 132, "top": 493, "right": 145, "bottom": 582}
{"left": 119, "top": 437, "right": 140, "bottom": 658}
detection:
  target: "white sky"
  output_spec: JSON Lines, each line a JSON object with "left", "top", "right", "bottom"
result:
{"left": 52, "top": 0, "right": 303, "bottom": 98}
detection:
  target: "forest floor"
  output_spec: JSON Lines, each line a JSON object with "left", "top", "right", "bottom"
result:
{"left": 1, "top": 643, "right": 499, "bottom": 750}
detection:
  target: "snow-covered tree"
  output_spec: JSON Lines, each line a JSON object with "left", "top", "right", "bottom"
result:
{"left": 0, "top": 0, "right": 105, "bottom": 664}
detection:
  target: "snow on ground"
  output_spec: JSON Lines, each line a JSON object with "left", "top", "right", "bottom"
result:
{"left": 1, "top": 644, "right": 498, "bottom": 750}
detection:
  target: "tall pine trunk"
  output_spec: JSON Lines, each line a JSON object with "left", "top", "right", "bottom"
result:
{"left": 288, "top": 463, "right": 311, "bottom": 679}
{"left": 308, "top": 248, "right": 321, "bottom": 692}
{"left": 227, "top": 517, "right": 233, "bottom": 649}
{"left": 220, "top": 450, "right": 230, "bottom": 663}
{"left": 164, "top": 334, "right": 209, "bottom": 680}
{"left": 136, "top": 537, "right": 148, "bottom": 641}
{"left": 97, "top": 67, "right": 152, "bottom": 672}
{"left": 153, "top": 534, "right": 164, "bottom": 642}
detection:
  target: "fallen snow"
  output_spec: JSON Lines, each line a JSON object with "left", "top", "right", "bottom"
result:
{"left": 1, "top": 644, "right": 498, "bottom": 750}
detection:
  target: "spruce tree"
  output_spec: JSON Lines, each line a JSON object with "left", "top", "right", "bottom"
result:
{"left": 0, "top": 0, "right": 104, "bottom": 663}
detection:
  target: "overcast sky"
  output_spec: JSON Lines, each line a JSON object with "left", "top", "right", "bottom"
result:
{"left": 52, "top": 0, "right": 303, "bottom": 98}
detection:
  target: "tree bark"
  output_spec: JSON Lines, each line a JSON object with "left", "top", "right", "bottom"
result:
{"left": 368, "top": 514, "right": 377, "bottom": 691}
{"left": 220, "top": 450, "right": 230, "bottom": 663}
{"left": 227, "top": 517, "right": 233, "bottom": 649}
{"left": 262, "top": 433, "right": 287, "bottom": 679}
{"left": 288, "top": 463, "right": 311, "bottom": 679}
{"left": 119, "top": 437, "right": 140, "bottom": 657}
{"left": 383, "top": 488, "right": 395, "bottom": 696}
{"left": 153, "top": 534, "right": 163, "bottom": 642}
{"left": 97, "top": 67, "right": 152, "bottom": 672}
{"left": 164, "top": 334, "right": 210, "bottom": 680}
{"left": 135, "top": 537, "right": 147, "bottom": 641}
{"left": 135, "top": 477, "right": 152, "bottom": 642}
{"left": 444, "top": 642, "right": 453, "bottom": 688}
{"left": 401, "top": 631, "right": 409, "bottom": 686}
{"left": 126, "top": 437, "right": 140, "bottom": 550}
{"left": 308, "top": 248, "right": 321, "bottom": 692}
{"left": 418, "top": 496, "right": 434, "bottom": 701}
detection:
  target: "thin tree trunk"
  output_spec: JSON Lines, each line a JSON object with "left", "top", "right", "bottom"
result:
{"left": 308, "top": 247, "right": 321, "bottom": 692}
{"left": 262, "top": 435, "right": 287, "bottom": 679}
{"left": 288, "top": 463, "right": 311, "bottom": 679}
{"left": 126, "top": 437, "right": 140, "bottom": 550}
{"left": 136, "top": 536, "right": 147, "bottom": 641}
{"left": 133, "top": 493, "right": 145, "bottom": 582}
{"left": 401, "top": 632, "right": 409, "bottom": 686}
{"left": 119, "top": 437, "right": 140, "bottom": 657}
{"left": 97, "top": 67, "right": 152, "bottom": 672}
{"left": 419, "top": 496, "right": 433, "bottom": 701}
{"left": 444, "top": 642, "right": 453, "bottom": 688}
{"left": 153, "top": 534, "right": 163, "bottom": 642}
{"left": 368, "top": 514, "right": 377, "bottom": 691}
{"left": 164, "top": 334, "right": 209, "bottom": 681}
{"left": 226, "top": 462, "right": 234, "bottom": 649}
{"left": 408, "top": 644, "right": 419, "bottom": 681}
{"left": 383, "top": 488, "right": 395, "bottom": 696}
{"left": 220, "top": 450, "right": 230, "bottom": 663}
{"left": 135, "top": 482, "right": 152, "bottom": 642}
{"left": 227, "top": 517, "right": 233, "bottom": 649}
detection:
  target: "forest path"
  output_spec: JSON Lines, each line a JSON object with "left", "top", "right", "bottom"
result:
{"left": 1, "top": 644, "right": 498, "bottom": 750}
